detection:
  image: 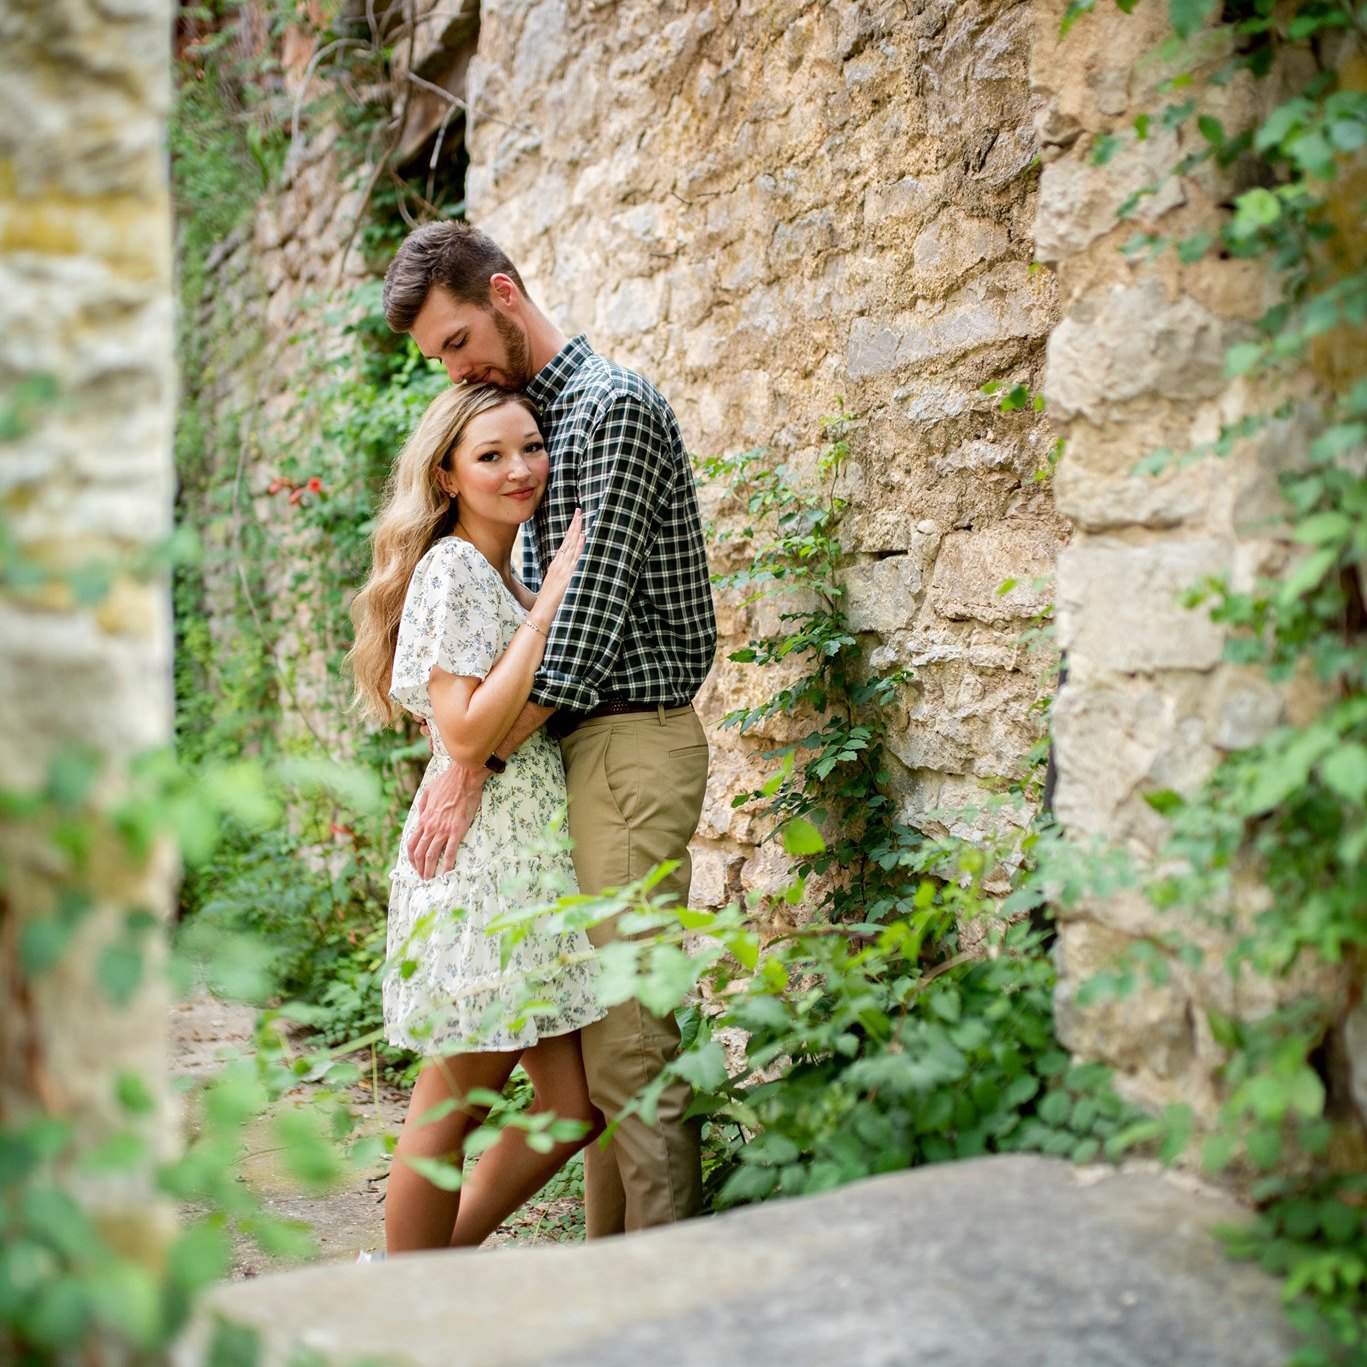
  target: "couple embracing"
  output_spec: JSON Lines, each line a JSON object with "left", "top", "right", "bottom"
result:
{"left": 348, "top": 221, "right": 716, "bottom": 1254}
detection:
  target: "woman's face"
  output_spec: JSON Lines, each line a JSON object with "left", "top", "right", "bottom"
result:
{"left": 438, "top": 401, "right": 549, "bottom": 531}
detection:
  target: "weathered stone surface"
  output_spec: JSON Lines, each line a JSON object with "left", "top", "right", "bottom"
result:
{"left": 1054, "top": 924, "right": 1202, "bottom": 1088}
{"left": 1046, "top": 281, "right": 1230, "bottom": 426}
{"left": 1032, "top": 0, "right": 1353, "bottom": 1134}
{"left": 0, "top": 0, "right": 178, "bottom": 1279}
{"left": 842, "top": 554, "right": 923, "bottom": 634}
{"left": 446, "top": 0, "right": 1067, "bottom": 870}
{"left": 927, "top": 522, "right": 1061, "bottom": 627}
{"left": 1035, "top": 128, "right": 1185, "bottom": 265}
{"left": 1056, "top": 539, "right": 1229, "bottom": 676}
{"left": 183, "top": 1156, "right": 1293, "bottom": 1367}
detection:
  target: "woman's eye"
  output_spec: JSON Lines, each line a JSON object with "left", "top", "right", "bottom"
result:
{"left": 525, "top": 441, "right": 545, "bottom": 455}
{"left": 478, "top": 451, "right": 499, "bottom": 462}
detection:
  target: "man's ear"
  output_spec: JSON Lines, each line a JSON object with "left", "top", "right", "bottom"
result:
{"left": 488, "top": 273, "right": 521, "bottom": 311}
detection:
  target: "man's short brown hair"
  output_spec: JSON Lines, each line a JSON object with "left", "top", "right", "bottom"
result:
{"left": 382, "top": 221, "right": 527, "bottom": 333}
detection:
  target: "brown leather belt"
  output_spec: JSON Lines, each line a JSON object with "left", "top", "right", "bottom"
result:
{"left": 582, "top": 697, "right": 690, "bottom": 721}
{"left": 552, "top": 697, "right": 691, "bottom": 737}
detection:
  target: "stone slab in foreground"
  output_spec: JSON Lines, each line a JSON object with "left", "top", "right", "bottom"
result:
{"left": 179, "top": 1155, "right": 1293, "bottom": 1367}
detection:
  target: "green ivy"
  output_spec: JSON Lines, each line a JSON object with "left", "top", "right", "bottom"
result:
{"left": 1053, "top": 3, "right": 1367, "bottom": 1362}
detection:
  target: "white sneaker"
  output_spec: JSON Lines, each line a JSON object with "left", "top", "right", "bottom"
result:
{"left": 354, "top": 1249, "right": 386, "bottom": 1263}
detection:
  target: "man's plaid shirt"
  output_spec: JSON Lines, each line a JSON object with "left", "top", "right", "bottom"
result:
{"left": 520, "top": 335, "right": 716, "bottom": 716}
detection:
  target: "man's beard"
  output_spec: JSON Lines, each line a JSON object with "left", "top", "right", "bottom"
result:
{"left": 491, "top": 310, "right": 534, "bottom": 389}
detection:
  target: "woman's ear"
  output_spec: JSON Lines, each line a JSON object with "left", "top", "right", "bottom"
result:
{"left": 436, "top": 466, "right": 460, "bottom": 499}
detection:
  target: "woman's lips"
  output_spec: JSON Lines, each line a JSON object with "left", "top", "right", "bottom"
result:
{"left": 505, "top": 488, "right": 536, "bottom": 501}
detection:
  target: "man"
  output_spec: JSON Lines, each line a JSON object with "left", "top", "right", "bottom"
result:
{"left": 381, "top": 221, "right": 716, "bottom": 1237}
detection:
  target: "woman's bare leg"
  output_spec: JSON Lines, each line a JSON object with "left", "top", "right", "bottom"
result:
{"left": 448, "top": 1030, "right": 603, "bottom": 1248}
{"left": 386, "top": 1048, "right": 521, "bottom": 1253}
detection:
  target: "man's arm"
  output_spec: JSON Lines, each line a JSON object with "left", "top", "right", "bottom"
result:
{"left": 406, "top": 701, "right": 556, "bottom": 878}
{"left": 530, "top": 392, "right": 672, "bottom": 713}
{"left": 494, "top": 700, "right": 555, "bottom": 760}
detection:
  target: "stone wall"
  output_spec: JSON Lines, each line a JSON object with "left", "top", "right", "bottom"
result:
{"left": 186, "top": 121, "right": 374, "bottom": 758}
{"left": 1030, "top": 0, "right": 1352, "bottom": 1121}
{"left": 0, "top": 0, "right": 178, "bottom": 1261}
{"left": 462, "top": 0, "right": 1064, "bottom": 906}
{"left": 183, "top": 1, "right": 481, "bottom": 760}
{"left": 183, "top": 0, "right": 1361, "bottom": 1136}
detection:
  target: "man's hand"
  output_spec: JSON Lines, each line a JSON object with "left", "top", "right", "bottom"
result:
{"left": 407, "top": 760, "right": 489, "bottom": 878}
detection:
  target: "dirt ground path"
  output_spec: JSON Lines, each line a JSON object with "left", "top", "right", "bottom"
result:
{"left": 170, "top": 993, "right": 583, "bottom": 1279}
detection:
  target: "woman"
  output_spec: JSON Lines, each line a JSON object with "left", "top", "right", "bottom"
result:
{"left": 349, "top": 383, "right": 604, "bottom": 1254}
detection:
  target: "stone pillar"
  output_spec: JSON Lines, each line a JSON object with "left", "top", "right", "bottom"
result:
{"left": 0, "top": 0, "right": 178, "bottom": 1268}
{"left": 1030, "top": 2, "right": 1335, "bottom": 1119}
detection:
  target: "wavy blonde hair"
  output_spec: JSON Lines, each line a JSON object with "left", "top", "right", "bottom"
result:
{"left": 349, "top": 384, "right": 541, "bottom": 723}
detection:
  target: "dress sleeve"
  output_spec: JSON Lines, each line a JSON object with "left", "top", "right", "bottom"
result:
{"left": 389, "top": 542, "right": 502, "bottom": 718}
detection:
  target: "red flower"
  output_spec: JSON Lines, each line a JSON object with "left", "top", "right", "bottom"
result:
{"left": 306, "top": 477, "right": 324, "bottom": 494}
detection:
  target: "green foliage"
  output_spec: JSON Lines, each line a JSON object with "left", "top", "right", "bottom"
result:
{"left": 698, "top": 409, "right": 927, "bottom": 925}
{"left": 542, "top": 415, "right": 1139, "bottom": 1208}
{"left": 0, "top": 727, "right": 374, "bottom": 1361}
{"left": 1059, "top": 2, "right": 1367, "bottom": 1360}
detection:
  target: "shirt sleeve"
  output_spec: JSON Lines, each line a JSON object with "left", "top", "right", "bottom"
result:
{"left": 529, "top": 391, "right": 672, "bottom": 712}
{"left": 389, "top": 542, "right": 502, "bottom": 718}
{"left": 518, "top": 524, "right": 542, "bottom": 594}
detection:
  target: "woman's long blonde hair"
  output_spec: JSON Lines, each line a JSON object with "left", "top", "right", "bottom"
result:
{"left": 349, "top": 383, "right": 541, "bottom": 723}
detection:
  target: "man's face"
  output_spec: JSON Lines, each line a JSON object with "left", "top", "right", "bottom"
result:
{"left": 410, "top": 284, "right": 533, "bottom": 390}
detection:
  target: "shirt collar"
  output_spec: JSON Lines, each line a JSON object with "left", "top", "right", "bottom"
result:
{"left": 526, "top": 334, "right": 594, "bottom": 411}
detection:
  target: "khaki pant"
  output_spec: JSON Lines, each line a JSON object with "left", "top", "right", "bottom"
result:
{"left": 559, "top": 704, "right": 709, "bottom": 1237}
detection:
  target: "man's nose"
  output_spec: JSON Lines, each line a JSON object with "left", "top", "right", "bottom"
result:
{"left": 444, "top": 358, "right": 468, "bottom": 383}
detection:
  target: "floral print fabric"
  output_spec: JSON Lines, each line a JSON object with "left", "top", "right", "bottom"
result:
{"left": 383, "top": 537, "right": 603, "bottom": 1055}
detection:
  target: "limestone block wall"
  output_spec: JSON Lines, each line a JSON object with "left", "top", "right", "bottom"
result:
{"left": 1030, "top": 2, "right": 1342, "bottom": 1118}
{"left": 463, "top": 0, "right": 1065, "bottom": 906}
{"left": 0, "top": 0, "right": 178, "bottom": 1252}
{"left": 184, "top": 0, "right": 480, "bottom": 758}
{"left": 187, "top": 122, "right": 375, "bottom": 757}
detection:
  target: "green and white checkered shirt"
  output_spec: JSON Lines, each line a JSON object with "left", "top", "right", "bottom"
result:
{"left": 521, "top": 335, "right": 716, "bottom": 716}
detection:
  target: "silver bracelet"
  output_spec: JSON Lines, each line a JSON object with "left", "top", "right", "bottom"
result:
{"left": 521, "top": 618, "right": 549, "bottom": 638}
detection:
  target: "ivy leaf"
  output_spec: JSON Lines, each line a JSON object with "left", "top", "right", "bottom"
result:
{"left": 1176, "top": 231, "right": 1213, "bottom": 264}
{"left": 1142, "top": 789, "right": 1185, "bottom": 816}
{"left": 1197, "top": 115, "right": 1225, "bottom": 146}
{"left": 1169, "top": 0, "right": 1217, "bottom": 38}
{"left": 672, "top": 1041, "right": 728, "bottom": 1093}
{"left": 1276, "top": 546, "right": 1338, "bottom": 608}
{"left": 167, "top": 1221, "right": 232, "bottom": 1293}
{"left": 1288, "top": 130, "right": 1336, "bottom": 181}
{"left": 1327, "top": 117, "right": 1366, "bottom": 154}
{"left": 1230, "top": 187, "right": 1282, "bottom": 240}
{"left": 1246, "top": 1126, "right": 1282, "bottom": 1170}
{"left": 1224, "top": 342, "right": 1264, "bottom": 377}
{"left": 780, "top": 817, "right": 825, "bottom": 856}
{"left": 1256, "top": 98, "right": 1312, "bottom": 154}
{"left": 1320, "top": 745, "right": 1367, "bottom": 805}
{"left": 402, "top": 1154, "right": 464, "bottom": 1191}
{"left": 1202, "top": 1133, "right": 1238, "bottom": 1172}
{"left": 86, "top": 1261, "right": 163, "bottom": 1350}
{"left": 1059, "top": 0, "right": 1096, "bottom": 36}
{"left": 19, "top": 917, "right": 73, "bottom": 977}
{"left": 1091, "top": 132, "right": 1122, "bottom": 166}
{"left": 96, "top": 940, "right": 143, "bottom": 1006}
{"left": 1293, "top": 511, "right": 1352, "bottom": 546}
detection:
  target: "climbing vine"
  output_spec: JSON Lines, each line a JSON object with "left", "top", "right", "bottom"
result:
{"left": 1051, "top": 3, "right": 1367, "bottom": 1363}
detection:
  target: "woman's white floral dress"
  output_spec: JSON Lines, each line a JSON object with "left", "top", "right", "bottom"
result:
{"left": 384, "top": 536, "right": 603, "bottom": 1055}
